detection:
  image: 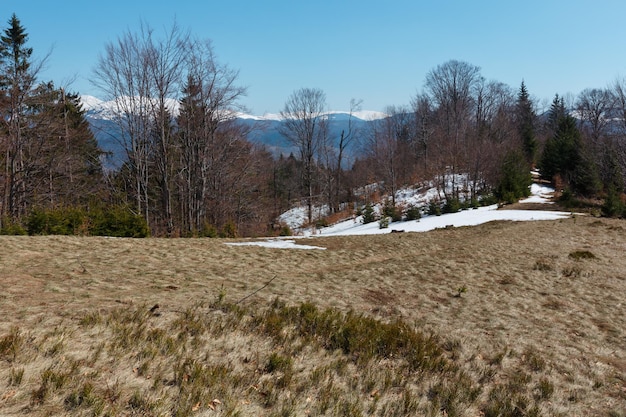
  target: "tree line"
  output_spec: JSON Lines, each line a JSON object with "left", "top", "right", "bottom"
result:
{"left": 1, "top": 15, "right": 625, "bottom": 237}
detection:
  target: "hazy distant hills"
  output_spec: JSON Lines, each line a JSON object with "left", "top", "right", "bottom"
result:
{"left": 81, "top": 95, "right": 385, "bottom": 169}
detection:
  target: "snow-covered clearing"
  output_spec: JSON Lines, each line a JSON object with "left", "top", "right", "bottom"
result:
{"left": 227, "top": 182, "right": 572, "bottom": 249}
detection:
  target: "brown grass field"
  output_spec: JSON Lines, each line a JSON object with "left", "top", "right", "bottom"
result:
{"left": 0, "top": 215, "right": 625, "bottom": 416}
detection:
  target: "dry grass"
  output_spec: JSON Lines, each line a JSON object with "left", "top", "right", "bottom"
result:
{"left": 0, "top": 216, "right": 625, "bottom": 416}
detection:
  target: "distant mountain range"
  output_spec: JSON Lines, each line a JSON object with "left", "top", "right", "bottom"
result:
{"left": 81, "top": 95, "right": 385, "bottom": 169}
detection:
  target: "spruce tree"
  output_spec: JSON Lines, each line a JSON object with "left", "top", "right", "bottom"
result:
{"left": 516, "top": 81, "right": 538, "bottom": 165}
{"left": 0, "top": 13, "right": 33, "bottom": 85}
{"left": 545, "top": 94, "right": 566, "bottom": 134}
{"left": 539, "top": 114, "right": 599, "bottom": 196}
{"left": 0, "top": 14, "right": 37, "bottom": 220}
{"left": 495, "top": 148, "right": 533, "bottom": 203}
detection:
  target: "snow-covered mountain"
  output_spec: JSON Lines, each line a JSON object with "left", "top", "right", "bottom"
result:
{"left": 81, "top": 95, "right": 385, "bottom": 168}
{"left": 80, "top": 95, "right": 386, "bottom": 122}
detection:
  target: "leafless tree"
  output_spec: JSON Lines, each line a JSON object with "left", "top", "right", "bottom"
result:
{"left": 365, "top": 105, "right": 413, "bottom": 207}
{"left": 279, "top": 88, "right": 327, "bottom": 224}
{"left": 144, "top": 22, "right": 189, "bottom": 235}
{"left": 576, "top": 88, "right": 612, "bottom": 146}
{"left": 176, "top": 38, "right": 247, "bottom": 235}
{"left": 93, "top": 23, "right": 158, "bottom": 224}
{"left": 424, "top": 60, "right": 482, "bottom": 201}
{"left": 319, "top": 98, "right": 363, "bottom": 213}
{"left": 94, "top": 22, "right": 203, "bottom": 235}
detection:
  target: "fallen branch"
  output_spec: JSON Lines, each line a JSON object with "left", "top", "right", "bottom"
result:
{"left": 235, "top": 275, "right": 277, "bottom": 305}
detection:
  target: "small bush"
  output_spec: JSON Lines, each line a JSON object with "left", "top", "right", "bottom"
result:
{"left": 428, "top": 201, "right": 442, "bottom": 216}
{"left": 379, "top": 216, "right": 390, "bottom": 229}
{"left": 383, "top": 200, "right": 402, "bottom": 222}
{"left": 220, "top": 221, "right": 237, "bottom": 238}
{"left": 405, "top": 205, "right": 422, "bottom": 221}
{"left": 0, "top": 217, "right": 26, "bottom": 235}
{"left": 90, "top": 205, "right": 149, "bottom": 237}
{"left": 443, "top": 198, "right": 462, "bottom": 214}
{"left": 480, "top": 194, "right": 498, "bottom": 206}
{"left": 602, "top": 187, "right": 625, "bottom": 218}
{"left": 361, "top": 203, "right": 377, "bottom": 224}
{"left": 26, "top": 205, "right": 149, "bottom": 237}
{"left": 199, "top": 222, "right": 218, "bottom": 238}
{"left": 279, "top": 225, "right": 292, "bottom": 236}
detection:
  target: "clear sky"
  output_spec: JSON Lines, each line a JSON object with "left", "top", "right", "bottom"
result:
{"left": 5, "top": 1, "right": 626, "bottom": 115}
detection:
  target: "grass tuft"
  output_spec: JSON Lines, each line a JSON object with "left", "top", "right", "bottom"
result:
{"left": 0, "top": 326, "right": 23, "bottom": 362}
{"left": 568, "top": 250, "right": 596, "bottom": 260}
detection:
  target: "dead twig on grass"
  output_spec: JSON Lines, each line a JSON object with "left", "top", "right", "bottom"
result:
{"left": 236, "top": 276, "right": 277, "bottom": 305}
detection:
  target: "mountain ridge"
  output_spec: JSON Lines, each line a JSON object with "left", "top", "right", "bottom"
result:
{"left": 81, "top": 95, "right": 379, "bottom": 169}
{"left": 79, "top": 95, "right": 388, "bottom": 122}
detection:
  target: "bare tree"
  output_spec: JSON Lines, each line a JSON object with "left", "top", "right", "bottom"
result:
{"left": 365, "top": 105, "right": 413, "bottom": 207}
{"left": 411, "top": 93, "right": 434, "bottom": 176}
{"left": 319, "top": 98, "right": 362, "bottom": 213}
{"left": 576, "top": 88, "right": 612, "bottom": 146}
{"left": 93, "top": 23, "right": 157, "bottom": 224}
{"left": 469, "top": 79, "right": 515, "bottom": 198}
{"left": 424, "top": 60, "right": 482, "bottom": 202}
{"left": 176, "top": 38, "right": 247, "bottom": 235}
{"left": 279, "top": 88, "right": 327, "bottom": 224}
{"left": 93, "top": 22, "right": 192, "bottom": 234}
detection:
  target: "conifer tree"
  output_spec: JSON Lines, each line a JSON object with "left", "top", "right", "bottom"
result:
{"left": 516, "top": 81, "right": 538, "bottom": 165}
{"left": 0, "top": 14, "right": 38, "bottom": 220}
{"left": 539, "top": 113, "right": 599, "bottom": 196}
{"left": 495, "top": 148, "right": 532, "bottom": 203}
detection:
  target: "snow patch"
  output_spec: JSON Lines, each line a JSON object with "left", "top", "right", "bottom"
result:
{"left": 520, "top": 183, "right": 555, "bottom": 204}
{"left": 225, "top": 239, "right": 326, "bottom": 250}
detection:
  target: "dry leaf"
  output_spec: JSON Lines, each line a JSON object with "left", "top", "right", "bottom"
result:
{"left": 192, "top": 402, "right": 201, "bottom": 411}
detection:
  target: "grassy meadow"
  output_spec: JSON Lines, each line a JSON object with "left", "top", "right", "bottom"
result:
{"left": 0, "top": 215, "right": 625, "bottom": 416}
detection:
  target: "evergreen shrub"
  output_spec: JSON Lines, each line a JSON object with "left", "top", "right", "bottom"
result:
{"left": 443, "top": 198, "right": 461, "bottom": 214}
{"left": 382, "top": 200, "right": 402, "bottom": 222}
{"left": 0, "top": 217, "right": 26, "bottom": 235}
{"left": 405, "top": 205, "right": 422, "bottom": 221}
{"left": 602, "top": 187, "right": 625, "bottom": 218}
{"left": 361, "top": 203, "right": 377, "bottom": 224}
{"left": 90, "top": 206, "right": 149, "bottom": 237}
{"left": 220, "top": 221, "right": 237, "bottom": 238}
{"left": 428, "top": 201, "right": 442, "bottom": 216}
{"left": 27, "top": 206, "right": 149, "bottom": 237}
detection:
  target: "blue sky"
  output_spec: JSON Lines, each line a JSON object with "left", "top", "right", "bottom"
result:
{"left": 5, "top": 1, "right": 626, "bottom": 114}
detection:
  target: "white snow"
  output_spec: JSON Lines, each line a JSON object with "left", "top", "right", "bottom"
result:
{"left": 229, "top": 182, "right": 572, "bottom": 249}
{"left": 80, "top": 95, "right": 386, "bottom": 122}
{"left": 315, "top": 204, "right": 569, "bottom": 237}
{"left": 225, "top": 239, "right": 326, "bottom": 250}
{"left": 520, "top": 183, "right": 556, "bottom": 204}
